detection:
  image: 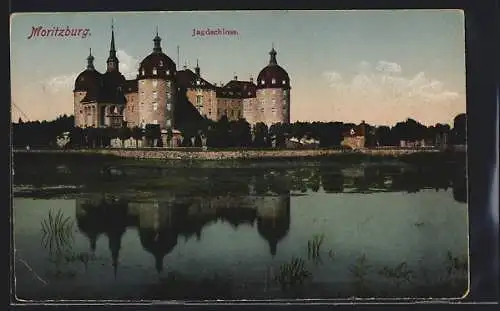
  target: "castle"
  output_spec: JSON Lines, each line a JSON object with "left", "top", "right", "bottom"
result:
{"left": 73, "top": 23, "right": 291, "bottom": 133}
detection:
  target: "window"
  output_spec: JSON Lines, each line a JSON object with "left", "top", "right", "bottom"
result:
{"left": 153, "top": 103, "right": 158, "bottom": 111}
{"left": 231, "top": 110, "right": 234, "bottom": 117}
{"left": 166, "top": 103, "right": 171, "bottom": 111}
{"left": 153, "top": 119, "right": 158, "bottom": 124}
{"left": 142, "top": 70, "right": 145, "bottom": 75}
{"left": 282, "top": 80, "right": 286, "bottom": 85}
{"left": 196, "top": 95, "right": 203, "bottom": 105}
{"left": 272, "top": 78, "right": 276, "bottom": 84}
{"left": 261, "top": 100, "right": 265, "bottom": 107}
{"left": 272, "top": 99, "right": 276, "bottom": 106}
{"left": 153, "top": 80, "right": 157, "bottom": 87}
{"left": 166, "top": 70, "right": 170, "bottom": 75}
{"left": 153, "top": 91, "right": 158, "bottom": 99}
{"left": 261, "top": 80, "right": 265, "bottom": 85}
{"left": 159, "top": 60, "right": 163, "bottom": 66}
{"left": 208, "top": 109, "right": 212, "bottom": 115}
{"left": 153, "top": 68, "right": 157, "bottom": 75}
{"left": 80, "top": 110, "right": 83, "bottom": 114}
{"left": 260, "top": 108, "right": 264, "bottom": 113}
{"left": 196, "top": 80, "right": 200, "bottom": 85}
{"left": 166, "top": 119, "right": 171, "bottom": 127}
{"left": 141, "top": 80, "right": 145, "bottom": 85}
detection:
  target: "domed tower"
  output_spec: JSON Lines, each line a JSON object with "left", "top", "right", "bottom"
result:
{"left": 255, "top": 45, "right": 291, "bottom": 127}
{"left": 73, "top": 48, "right": 102, "bottom": 128}
{"left": 136, "top": 28, "right": 177, "bottom": 129}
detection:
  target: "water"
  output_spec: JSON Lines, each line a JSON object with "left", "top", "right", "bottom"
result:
{"left": 12, "top": 153, "right": 469, "bottom": 301}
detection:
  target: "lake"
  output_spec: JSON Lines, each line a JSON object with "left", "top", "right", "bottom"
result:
{"left": 12, "top": 152, "right": 469, "bottom": 301}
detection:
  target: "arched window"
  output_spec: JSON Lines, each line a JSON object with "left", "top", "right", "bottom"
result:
{"left": 271, "top": 78, "right": 276, "bottom": 84}
{"left": 153, "top": 68, "right": 157, "bottom": 75}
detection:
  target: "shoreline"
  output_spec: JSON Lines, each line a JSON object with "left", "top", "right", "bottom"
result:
{"left": 12, "top": 147, "right": 464, "bottom": 161}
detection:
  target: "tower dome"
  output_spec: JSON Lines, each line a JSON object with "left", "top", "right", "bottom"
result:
{"left": 74, "top": 48, "right": 102, "bottom": 92}
{"left": 256, "top": 46, "right": 290, "bottom": 89}
{"left": 137, "top": 29, "right": 176, "bottom": 80}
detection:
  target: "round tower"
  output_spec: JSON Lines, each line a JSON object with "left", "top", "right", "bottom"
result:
{"left": 73, "top": 48, "right": 102, "bottom": 128}
{"left": 136, "top": 28, "right": 177, "bottom": 129}
{"left": 255, "top": 45, "right": 291, "bottom": 127}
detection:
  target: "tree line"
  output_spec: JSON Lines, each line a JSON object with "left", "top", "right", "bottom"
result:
{"left": 11, "top": 113, "right": 466, "bottom": 149}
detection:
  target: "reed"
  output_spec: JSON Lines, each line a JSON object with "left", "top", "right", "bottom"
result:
{"left": 40, "top": 209, "right": 75, "bottom": 257}
{"left": 307, "top": 233, "right": 325, "bottom": 262}
{"left": 275, "top": 256, "right": 312, "bottom": 289}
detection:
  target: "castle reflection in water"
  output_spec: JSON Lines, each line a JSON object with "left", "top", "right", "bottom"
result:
{"left": 75, "top": 192, "right": 291, "bottom": 276}
{"left": 73, "top": 162, "right": 466, "bottom": 276}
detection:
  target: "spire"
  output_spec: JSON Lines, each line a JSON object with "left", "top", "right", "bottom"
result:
{"left": 195, "top": 59, "right": 200, "bottom": 76}
{"left": 86, "top": 48, "right": 95, "bottom": 70}
{"left": 110, "top": 19, "right": 116, "bottom": 52}
{"left": 269, "top": 43, "right": 277, "bottom": 65}
{"left": 153, "top": 26, "right": 162, "bottom": 53}
{"left": 107, "top": 19, "right": 119, "bottom": 72}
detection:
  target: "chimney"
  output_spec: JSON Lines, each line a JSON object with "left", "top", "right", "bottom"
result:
{"left": 234, "top": 75, "right": 238, "bottom": 81}
{"left": 249, "top": 75, "right": 254, "bottom": 83}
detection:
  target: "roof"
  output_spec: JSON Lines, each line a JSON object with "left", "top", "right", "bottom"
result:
{"left": 256, "top": 48, "right": 290, "bottom": 90}
{"left": 137, "top": 52, "right": 176, "bottom": 80}
{"left": 74, "top": 69, "right": 102, "bottom": 92}
{"left": 176, "top": 69, "right": 216, "bottom": 90}
{"left": 216, "top": 79, "right": 257, "bottom": 98}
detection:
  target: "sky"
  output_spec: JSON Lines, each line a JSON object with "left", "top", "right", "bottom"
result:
{"left": 10, "top": 10, "right": 466, "bottom": 126}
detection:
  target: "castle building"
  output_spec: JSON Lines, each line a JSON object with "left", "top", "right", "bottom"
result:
{"left": 73, "top": 24, "right": 291, "bottom": 132}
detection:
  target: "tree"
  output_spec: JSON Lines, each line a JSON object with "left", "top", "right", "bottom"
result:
{"left": 144, "top": 124, "right": 161, "bottom": 147}
{"left": 69, "top": 126, "right": 85, "bottom": 148}
{"left": 166, "top": 127, "right": 173, "bottom": 148}
{"left": 269, "top": 123, "right": 286, "bottom": 148}
{"left": 452, "top": 113, "right": 466, "bottom": 145}
{"left": 118, "top": 126, "right": 131, "bottom": 147}
{"left": 253, "top": 122, "right": 269, "bottom": 148}
{"left": 374, "top": 126, "right": 393, "bottom": 146}
{"left": 131, "top": 126, "right": 143, "bottom": 148}
{"left": 230, "top": 119, "right": 252, "bottom": 147}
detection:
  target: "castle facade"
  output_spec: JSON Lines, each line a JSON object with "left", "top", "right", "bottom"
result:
{"left": 73, "top": 25, "right": 291, "bottom": 131}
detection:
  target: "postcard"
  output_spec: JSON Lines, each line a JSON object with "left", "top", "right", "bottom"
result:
{"left": 10, "top": 10, "right": 468, "bottom": 302}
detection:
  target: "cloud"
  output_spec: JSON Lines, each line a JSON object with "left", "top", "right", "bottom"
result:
{"left": 43, "top": 73, "right": 78, "bottom": 94}
{"left": 117, "top": 49, "right": 140, "bottom": 79}
{"left": 375, "top": 61, "right": 402, "bottom": 74}
{"left": 322, "top": 60, "right": 464, "bottom": 125}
